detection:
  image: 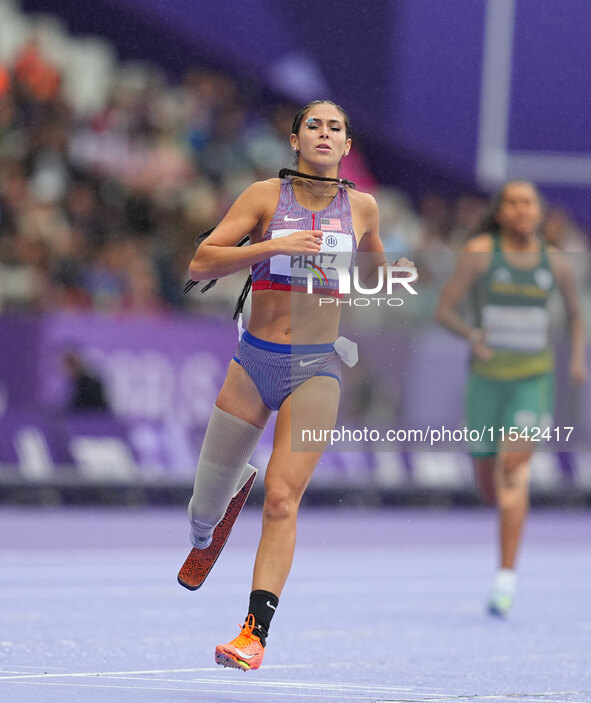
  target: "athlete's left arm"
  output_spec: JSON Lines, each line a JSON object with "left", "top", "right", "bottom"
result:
{"left": 550, "top": 250, "right": 588, "bottom": 384}
{"left": 356, "top": 193, "right": 417, "bottom": 289}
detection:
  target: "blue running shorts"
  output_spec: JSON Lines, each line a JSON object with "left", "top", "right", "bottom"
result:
{"left": 233, "top": 330, "right": 342, "bottom": 411}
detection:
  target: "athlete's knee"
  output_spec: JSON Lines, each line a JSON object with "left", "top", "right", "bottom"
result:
{"left": 263, "top": 489, "right": 297, "bottom": 522}
{"left": 496, "top": 457, "right": 530, "bottom": 509}
{"left": 498, "top": 454, "right": 530, "bottom": 487}
{"left": 502, "top": 450, "right": 531, "bottom": 474}
{"left": 474, "top": 459, "right": 496, "bottom": 504}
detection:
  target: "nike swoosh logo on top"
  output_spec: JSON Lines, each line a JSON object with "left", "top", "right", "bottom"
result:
{"left": 284, "top": 216, "right": 304, "bottom": 221}
{"left": 266, "top": 601, "right": 277, "bottom": 610}
{"left": 233, "top": 648, "right": 257, "bottom": 660}
{"left": 299, "top": 358, "right": 322, "bottom": 367}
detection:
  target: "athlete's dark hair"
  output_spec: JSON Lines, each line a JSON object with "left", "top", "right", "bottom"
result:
{"left": 291, "top": 100, "right": 352, "bottom": 139}
{"left": 476, "top": 180, "right": 544, "bottom": 236}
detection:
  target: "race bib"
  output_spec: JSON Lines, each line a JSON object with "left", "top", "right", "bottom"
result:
{"left": 269, "top": 229, "right": 353, "bottom": 289}
{"left": 482, "top": 305, "right": 549, "bottom": 353}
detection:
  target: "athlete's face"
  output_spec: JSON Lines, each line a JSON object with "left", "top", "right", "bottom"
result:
{"left": 290, "top": 103, "right": 351, "bottom": 169}
{"left": 496, "top": 183, "right": 542, "bottom": 236}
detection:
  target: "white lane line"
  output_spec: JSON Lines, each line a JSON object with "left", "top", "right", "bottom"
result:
{"left": 0, "top": 667, "right": 447, "bottom": 696}
{"left": 0, "top": 679, "right": 417, "bottom": 700}
{"left": 387, "top": 700, "right": 589, "bottom": 703}
{"left": 92, "top": 674, "right": 447, "bottom": 697}
{"left": 3, "top": 679, "right": 588, "bottom": 703}
{"left": 409, "top": 696, "right": 590, "bottom": 703}
{"left": 0, "top": 667, "right": 216, "bottom": 680}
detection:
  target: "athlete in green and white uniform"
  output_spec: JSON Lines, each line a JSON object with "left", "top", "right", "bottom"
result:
{"left": 467, "top": 233, "right": 555, "bottom": 456}
{"left": 436, "top": 181, "right": 587, "bottom": 617}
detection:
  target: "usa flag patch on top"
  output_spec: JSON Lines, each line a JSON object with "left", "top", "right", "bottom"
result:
{"left": 320, "top": 218, "right": 341, "bottom": 231}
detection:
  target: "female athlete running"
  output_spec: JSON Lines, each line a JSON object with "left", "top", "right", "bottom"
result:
{"left": 436, "top": 181, "right": 587, "bottom": 616}
{"left": 187, "top": 100, "right": 416, "bottom": 669}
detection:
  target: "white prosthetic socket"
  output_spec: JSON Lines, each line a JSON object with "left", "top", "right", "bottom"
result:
{"left": 188, "top": 405, "right": 263, "bottom": 549}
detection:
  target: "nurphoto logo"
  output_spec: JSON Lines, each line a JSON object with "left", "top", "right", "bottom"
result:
{"left": 303, "top": 262, "right": 418, "bottom": 307}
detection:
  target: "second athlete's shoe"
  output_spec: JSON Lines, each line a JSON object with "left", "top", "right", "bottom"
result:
{"left": 487, "top": 569, "right": 516, "bottom": 618}
{"left": 215, "top": 614, "right": 265, "bottom": 671}
{"left": 488, "top": 589, "right": 514, "bottom": 618}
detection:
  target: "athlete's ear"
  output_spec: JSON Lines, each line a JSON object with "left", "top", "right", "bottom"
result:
{"left": 290, "top": 133, "right": 299, "bottom": 153}
{"left": 344, "top": 138, "right": 352, "bottom": 156}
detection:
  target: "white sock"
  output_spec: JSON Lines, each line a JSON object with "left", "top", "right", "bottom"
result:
{"left": 493, "top": 568, "right": 517, "bottom": 595}
{"left": 190, "top": 519, "right": 214, "bottom": 550}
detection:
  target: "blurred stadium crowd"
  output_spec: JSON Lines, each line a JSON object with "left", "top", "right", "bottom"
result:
{"left": 0, "top": 3, "right": 589, "bottom": 318}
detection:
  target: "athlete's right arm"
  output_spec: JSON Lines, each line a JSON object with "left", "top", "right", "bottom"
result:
{"left": 189, "top": 182, "right": 323, "bottom": 281}
{"left": 434, "top": 235, "right": 491, "bottom": 344}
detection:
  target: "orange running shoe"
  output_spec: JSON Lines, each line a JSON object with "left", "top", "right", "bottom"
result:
{"left": 215, "top": 614, "right": 264, "bottom": 671}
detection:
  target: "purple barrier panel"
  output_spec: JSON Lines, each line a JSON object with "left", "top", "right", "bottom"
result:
{"left": 0, "top": 409, "right": 67, "bottom": 477}
{"left": 0, "top": 410, "right": 578, "bottom": 491}
{"left": 37, "top": 312, "right": 239, "bottom": 428}
{"left": 399, "top": 327, "right": 469, "bottom": 430}
{"left": 60, "top": 413, "right": 135, "bottom": 482}
{"left": 335, "top": 326, "right": 408, "bottom": 431}
{"left": 0, "top": 316, "right": 40, "bottom": 408}
{"left": 0, "top": 312, "right": 275, "bottom": 481}
{"left": 0, "top": 312, "right": 586, "bottom": 491}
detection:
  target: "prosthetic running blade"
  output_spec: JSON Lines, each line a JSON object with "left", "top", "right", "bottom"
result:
{"left": 177, "top": 468, "right": 257, "bottom": 591}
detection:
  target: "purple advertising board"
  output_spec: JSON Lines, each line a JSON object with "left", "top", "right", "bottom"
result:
{"left": 0, "top": 313, "right": 588, "bottom": 495}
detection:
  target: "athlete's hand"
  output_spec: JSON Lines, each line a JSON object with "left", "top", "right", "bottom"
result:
{"left": 469, "top": 330, "right": 494, "bottom": 361}
{"left": 393, "top": 257, "right": 418, "bottom": 282}
{"left": 569, "top": 358, "right": 588, "bottom": 385}
{"left": 274, "top": 230, "right": 323, "bottom": 255}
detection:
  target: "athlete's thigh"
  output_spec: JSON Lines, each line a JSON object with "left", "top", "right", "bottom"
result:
{"left": 503, "top": 372, "right": 554, "bottom": 433}
{"left": 499, "top": 372, "right": 554, "bottom": 460}
{"left": 466, "top": 372, "right": 505, "bottom": 455}
{"left": 265, "top": 375, "right": 341, "bottom": 497}
{"left": 216, "top": 359, "right": 271, "bottom": 429}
